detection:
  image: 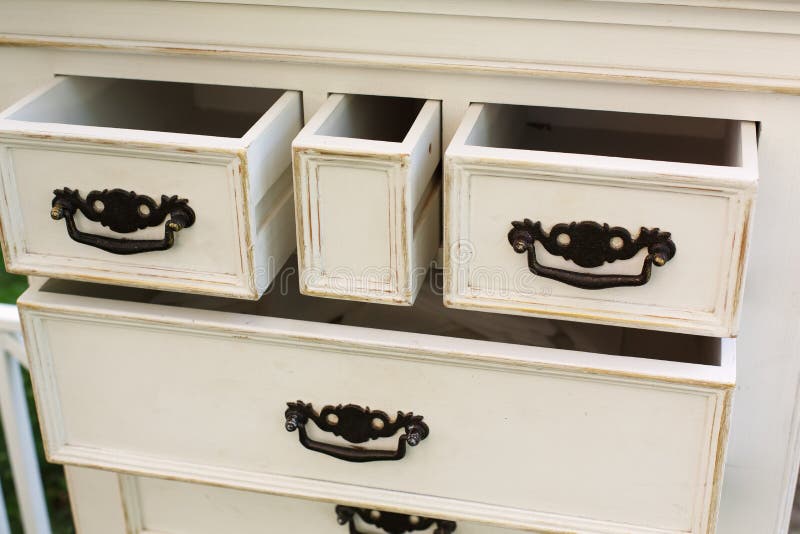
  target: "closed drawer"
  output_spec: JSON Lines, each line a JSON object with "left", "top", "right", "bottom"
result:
{"left": 0, "top": 76, "right": 302, "bottom": 299}
{"left": 444, "top": 103, "right": 758, "bottom": 336}
{"left": 23, "top": 262, "right": 733, "bottom": 534}
{"left": 66, "top": 466, "right": 518, "bottom": 534}
{"left": 293, "top": 94, "right": 441, "bottom": 305}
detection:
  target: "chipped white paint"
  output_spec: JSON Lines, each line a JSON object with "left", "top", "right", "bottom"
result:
{"left": 293, "top": 95, "right": 441, "bottom": 304}
{"left": 0, "top": 76, "right": 301, "bottom": 299}
{"left": 444, "top": 103, "right": 759, "bottom": 336}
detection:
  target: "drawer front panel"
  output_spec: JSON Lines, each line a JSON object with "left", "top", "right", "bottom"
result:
{"left": 66, "top": 467, "right": 518, "bottom": 534}
{"left": 455, "top": 168, "right": 733, "bottom": 317}
{"left": 314, "top": 160, "right": 394, "bottom": 283}
{"left": 23, "top": 286, "right": 734, "bottom": 534}
{"left": 0, "top": 76, "right": 302, "bottom": 298}
{"left": 444, "top": 103, "right": 758, "bottom": 336}
{"left": 9, "top": 144, "right": 242, "bottom": 276}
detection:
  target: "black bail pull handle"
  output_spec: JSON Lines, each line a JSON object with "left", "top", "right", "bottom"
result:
{"left": 335, "top": 505, "right": 456, "bottom": 534}
{"left": 284, "top": 401, "right": 429, "bottom": 463}
{"left": 51, "top": 188, "right": 196, "bottom": 255}
{"left": 508, "top": 219, "right": 675, "bottom": 290}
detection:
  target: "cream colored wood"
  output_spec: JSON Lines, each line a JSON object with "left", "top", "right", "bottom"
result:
{"left": 4, "top": 1, "right": 800, "bottom": 93}
{"left": 172, "top": 0, "right": 800, "bottom": 13}
{"left": 1, "top": 3, "right": 800, "bottom": 533}
{"left": 21, "top": 275, "right": 733, "bottom": 534}
{"left": 293, "top": 94, "right": 441, "bottom": 305}
{"left": 65, "top": 467, "right": 127, "bottom": 534}
{"left": 444, "top": 103, "right": 758, "bottom": 337}
{"left": 0, "top": 76, "right": 301, "bottom": 299}
{"left": 64, "top": 466, "right": 520, "bottom": 534}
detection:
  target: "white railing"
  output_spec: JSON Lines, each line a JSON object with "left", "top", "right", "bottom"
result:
{"left": 0, "top": 303, "right": 51, "bottom": 534}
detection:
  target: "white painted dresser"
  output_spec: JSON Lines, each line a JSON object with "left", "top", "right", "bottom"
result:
{"left": 0, "top": 1, "right": 798, "bottom": 533}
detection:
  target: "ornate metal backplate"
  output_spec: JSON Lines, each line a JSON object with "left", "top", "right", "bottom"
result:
{"left": 507, "top": 219, "right": 676, "bottom": 289}
{"left": 508, "top": 219, "right": 674, "bottom": 268}
{"left": 284, "top": 401, "right": 429, "bottom": 462}
{"left": 52, "top": 188, "right": 195, "bottom": 233}
{"left": 50, "top": 188, "right": 196, "bottom": 255}
{"left": 335, "top": 506, "right": 457, "bottom": 534}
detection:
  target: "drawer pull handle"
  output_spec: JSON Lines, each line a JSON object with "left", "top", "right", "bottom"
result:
{"left": 335, "top": 505, "right": 456, "bottom": 534}
{"left": 508, "top": 219, "right": 676, "bottom": 290}
{"left": 284, "top": 401, "right": 429, "bottom": 463}
{"left": 50, "top": 188, "right": 196, "bottom": 255}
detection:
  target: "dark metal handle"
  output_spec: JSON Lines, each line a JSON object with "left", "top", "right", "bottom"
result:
{"left": 284, "top": 401, "right": 428, "bottom": 463}
{"left": 336, "top": 506, "right": 456, "bottom": 534}
{"left": 50, "top": 188, "right": 195, "bottom": 255}
{"left": 508, "top": 219, "right": 676, "bottom": 290}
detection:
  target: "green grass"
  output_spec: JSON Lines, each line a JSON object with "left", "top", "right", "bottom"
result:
{"left": 0, "top": 267, "right": 26, "bottom": 305}
{"left": 0, "top": 259, "right": 74, "bottom": 534}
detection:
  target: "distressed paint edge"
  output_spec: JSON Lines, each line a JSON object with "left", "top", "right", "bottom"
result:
{"left": 44, "top": 443, "right": 712, "bottom": 534}
{"left": 292, "top": 149, "right": 407, "bottom": 302}
{"left": 0, "top": 139, "right": 260, "bottom": 299}
{"left": 440, "top": 158, "right": 750, "bottom": 337}
{"left": 16, "top": 297, "right": 736, "bottom": 390}
{"left": 2, "top": 36, "right": 800, "bottom": 96}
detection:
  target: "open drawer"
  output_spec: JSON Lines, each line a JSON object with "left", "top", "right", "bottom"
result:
{"left": 0, "top": 76, "right": 302, "bottom": 298}
{"left": 293, "top": 94, "right": 441, "bottom": 305}
{"left": 444, "top": 103, "right": 758, "bottom": 336}
{"left": 22, "top": 260, "right": 734, "bottom": 534}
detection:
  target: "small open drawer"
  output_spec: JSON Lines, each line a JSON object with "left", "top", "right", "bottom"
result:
{"left": 444, "top": 103, "right": 759, "bottom": 336}
{"left": 0, "top": 76, "right": 302, "bottom": 298}
{"left": 293, "top": 94, "right": 441, "bottom": 305}
{"left": 22, "top": 260, "right": 734, "bottom": 534}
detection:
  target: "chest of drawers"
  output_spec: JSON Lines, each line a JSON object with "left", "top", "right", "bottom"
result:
{"left": 2, "top": 2, "right": 800, "bottom": 534}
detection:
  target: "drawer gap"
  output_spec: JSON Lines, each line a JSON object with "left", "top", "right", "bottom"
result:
{"left": 40, "top": 256, "right": 723, "bottom": 368}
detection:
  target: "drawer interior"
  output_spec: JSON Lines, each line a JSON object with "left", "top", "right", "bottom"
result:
{"left": 3, "top": 76, "right": 286, "bottom": 138}
{"left": 42, "top": 256, "right": 721, "bottom": 367}
{"left": 465, "top": 103, "right": 745, "bottom": 166}
{"left": 314, "top": 93, "right": 426, "bottom": 142}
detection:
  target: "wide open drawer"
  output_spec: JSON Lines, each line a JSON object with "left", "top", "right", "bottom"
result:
{"left": 22, "top": 263, "right": 734, "bottom": 534}
{"left": 444, "top": 103, "right": 758, "bottom": 336}
{"left": 0, "top": 76, "right": 302, "bottom": 299}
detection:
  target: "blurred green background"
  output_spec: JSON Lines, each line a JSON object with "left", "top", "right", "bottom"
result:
{"left": 0, "top": 256, "right": 73, "bottom": 533}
